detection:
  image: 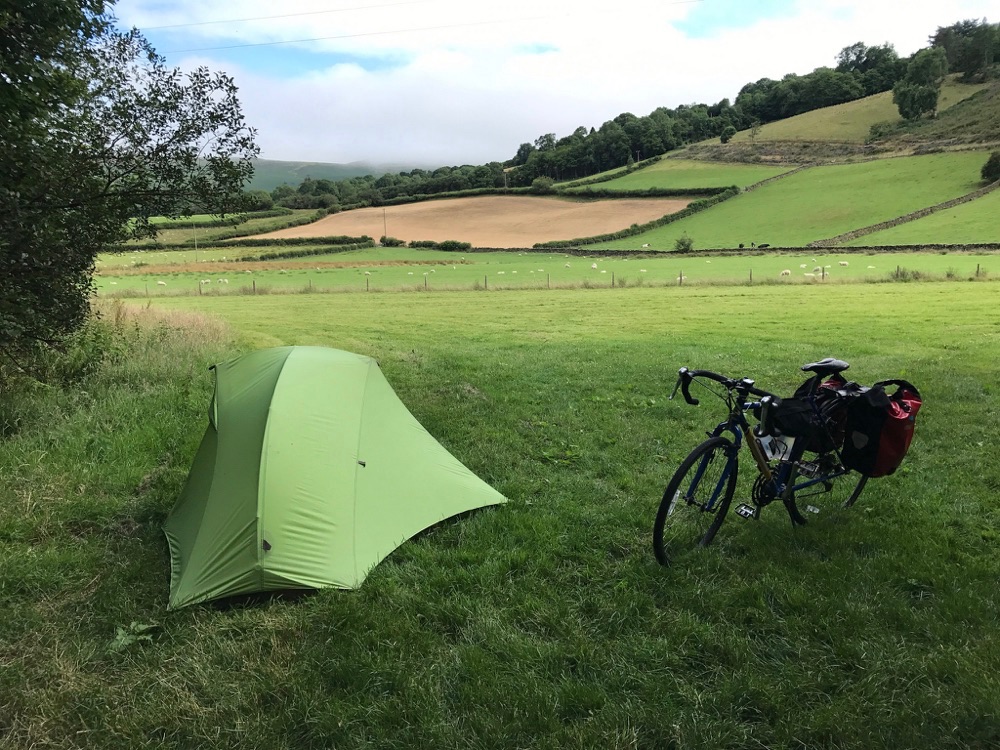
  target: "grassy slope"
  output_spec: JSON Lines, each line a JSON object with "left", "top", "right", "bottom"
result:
{"left": 844, "top": 187, "right": 1000, "bottom": 246}
{"left": 247, "top": 159, "right": 430, "bottom": 192}
{"left": 727, "top": 78, "right": 990, "bottom": 144}
{"left": 566, "top": 159, "right": 792, "bottom": 190}
{"left": 132, "top": 209, "right": 320, "bottom": 246}
{"left": 4, "top": 285, "right": 1000, "bottom": 747}
{"left": 595, "top": 151, "right": 991, "bottom": 249}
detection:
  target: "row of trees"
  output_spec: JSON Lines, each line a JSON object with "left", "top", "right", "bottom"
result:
{"left": 1, "top": 1, "right": 256, "bottom": 364}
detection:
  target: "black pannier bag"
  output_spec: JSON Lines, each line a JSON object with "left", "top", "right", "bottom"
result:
{"left": 770, "top": 374, "right": 868, "bottom": 453}
{"left": 841, "top": 380, "right": 922, "bottom": 477}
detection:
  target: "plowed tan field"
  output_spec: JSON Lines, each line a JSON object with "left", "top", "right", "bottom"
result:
{"left": 256, "top": 196, "right": 693, "bottom": 248}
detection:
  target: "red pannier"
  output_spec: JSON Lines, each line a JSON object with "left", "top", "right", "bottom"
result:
{"left": 841, "top": 379, "right": 922, "bottom": 477}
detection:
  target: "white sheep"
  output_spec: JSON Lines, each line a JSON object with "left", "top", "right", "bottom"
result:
{"left": 600, "top": 270, "right": 607, "bottom": 274}
{"left": 800, "top": 264, "right": 807, "bottom": 269}
{"left": 407, "top": 272, "right": 414, "bottom": 275}
{"left": 839, "top": 261, "right": 849, "bottom": 266}
{"left": 200, "top": 279, "right": 211, "bottom": 284}
{"left": 641, "top": 243, "right": 650, "bottom": 248}
{"left": 591, "top": 263, "right": 598, "bottom": 269}
{"left": 564, "top": 263, "right": 571, "bottom": 268}
{"left": 804, "top": 273, "right": 815, "bottom": 277}
{"left": 676, "top": 275, "right": 687, "bottom": 281}
{"left": 780, "top": 269, "right": 791, "bottom": 276}
{"left": 157, "top": 281, "right": 166, "bottom": 286}
{"left": 867, "top": 265, "right": 876, "bottom": 269}
{"left": 640, "top": 269, "right": 647, "bottom": 273}
{"left": 364, "top": 271, "right": 371, "bottom": 275}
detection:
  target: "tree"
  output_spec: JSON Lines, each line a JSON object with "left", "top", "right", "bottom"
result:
{"left": 674, "top": 234, "right": 694, "bottom": 252}
{"left": 982, "top": 152, "right": 1000, "bottom": 183}
{"left": 893, "top": 47, "right": 948, "bottom": 120}
{"left": 720, "top": 125, "right": 737, "bottom": 144}
{"left": 1, "top": 7, "right": 257, "bottom": 361}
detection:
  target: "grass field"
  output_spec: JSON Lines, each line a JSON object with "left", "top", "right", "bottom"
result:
{"left": 727, "top": 78, "right": 990, "bottom": 144}
{"left": 131, "top": 209, "right": 319, "bottom": 246}
{"left": 3, "top": 282, "right": 999, "bottom": 747}
{"left": 595, "top": 151, "right": 993, "bottom": 250}
{"left": 565, "top": 159, "right": 793, "bottom": 191}
{"left": 844, "top": 185, "right": 1000, "bottom": 247}
{"left": 93, "top": 247, "right": 999, "bottom": 296}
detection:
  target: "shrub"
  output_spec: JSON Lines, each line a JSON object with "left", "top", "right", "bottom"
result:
{"left": 437, "top": 240, "right": 472, "bottom": 252}
{"left": 675, "top": 233, "right": 694, "bottom": 253}
{"left": 981, "top": 152, "right": 1000, "bottom": 183}
{"left": 530, "top": 177, "right": 556, "bottom": 194}
{"left": 380, "top": 236, "right": 405, "bottom": 247}
{"left": 720, "top": 125, "right": 737, "bottom": 144}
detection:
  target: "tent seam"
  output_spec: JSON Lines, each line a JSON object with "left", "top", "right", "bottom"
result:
{"left": 351, "top": 357, "right": 377, "bottom": 585}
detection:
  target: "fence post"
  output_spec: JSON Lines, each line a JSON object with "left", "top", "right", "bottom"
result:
{"left": 366, "top": 277, "right": 369, "bottom": 291}
{"left": 547, "top": 273, "right": 550, "bottom": 289}
{"left": 253, "top": 279, "right": 256, "bottom": 294}
{"left": 485, "top": 275, "right": 488, "bottom": 290}
{"left": 977, "top": 263, "right": 981, "bottom": 277}
{"left": 612, "top": 272, "right": 615, "bottom": 287}
{"left": 749, "top": 269, "right": 752, "bottom": 285}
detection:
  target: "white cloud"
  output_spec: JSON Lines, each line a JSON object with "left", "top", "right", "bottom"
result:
{"left": 114, "top": 0, "right": 998, "bottom": 166}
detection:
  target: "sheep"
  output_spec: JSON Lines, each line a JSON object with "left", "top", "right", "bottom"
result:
{"left": 200, "top": 279, "right": 211, "bottom": 284}
{"left": 780, "top": 269, "right": 791, "bottom": 276}
{"left": 364, "top": 271, "right": 371, "bottom": 276}
{"left": 600, "top": 270, "right": 607, "bottom": 274}
{"left": 800, "top": 264, "right": 807, "bottom": 269}
{"left": 813, "top": 267, "right": 823, "bottom": 273}
{"left": 705, "top": 260, "right": 711, "bottom": 263}
{"left": 564, "top": 263, "right": 571, "bottom": 268}
{"left": 804, "top": 273, "right": 815, "bottom": 277}
{"left": 839, "top": 261, "right": 849, "bottom": 266}
{"left": 591, "top": 263, "right": 598, "bottom": 269}
{"left": 676, "top": 275, "right": 687, "bottom": 282}
{"left": 641, "top": 243, "right": 650, "bottom": 248}
{"left": 867, "top": 265, "right": 876, "bottom": 269}
{"left": 156, "top": 281, "right": 166, "bottom": 286}
{"left": 407, "top": 272, "right": 414, "bottom": 275}
{"left": 497, "top": 271, "right": 505, "bottom": 275}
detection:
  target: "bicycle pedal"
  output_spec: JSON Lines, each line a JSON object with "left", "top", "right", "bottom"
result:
{"left": 805, "top": 505, "right": 820, "bottom": 514}
{"left": 735, "top": 503, "right": 757, "bottom": 520}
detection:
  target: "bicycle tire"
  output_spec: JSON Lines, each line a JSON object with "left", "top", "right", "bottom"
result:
{"left": 784, "top": 463, "right": 869, "bottom": 519}
{"left": 653, "top": 436, "right": 738, "bottom": 566}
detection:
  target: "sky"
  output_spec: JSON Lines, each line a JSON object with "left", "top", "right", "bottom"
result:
{"left": 113, "top": 0, "right": 996, "bottom": 168}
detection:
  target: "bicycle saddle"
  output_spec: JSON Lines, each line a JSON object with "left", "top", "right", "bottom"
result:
{"left": 801, "top": 357, "right": 849, "bottom": 376}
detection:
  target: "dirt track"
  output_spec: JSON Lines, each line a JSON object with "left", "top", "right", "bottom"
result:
{"left": 256, "top": 196, "right": 693, "bottom": 248}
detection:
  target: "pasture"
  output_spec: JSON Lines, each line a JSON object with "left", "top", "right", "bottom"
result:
{"left": 726, "top": 78, "right": 989, "bottom": 144}
{"left": 845, "top": 187, "right": 1000, "bottom": 246}
{"left": 566, "top": 159, "right": 792, "bottom": 190}
{"left": 595, "top": 151, "right": 993, "bottom": 250}
{"left": 4, "top": 282, "right": 999, "bottom": 747}
{"left": 93, "top": 247, "right": 998, "bottom": 296}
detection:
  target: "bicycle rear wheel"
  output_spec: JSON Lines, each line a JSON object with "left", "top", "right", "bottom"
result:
{"left": 653, "top": 436, "right": 738, "bottom": 566}
{"left": 784, "top": 455, "right": 869, "bottom": 519}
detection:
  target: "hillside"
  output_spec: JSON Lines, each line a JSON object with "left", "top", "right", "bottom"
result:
{"left": 248, "top": 159, "right": 432, "bottom": 192}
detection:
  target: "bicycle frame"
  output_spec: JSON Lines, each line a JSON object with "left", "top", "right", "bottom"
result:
{"left": 681, "top": 373, "right": 852, "bottom": 521}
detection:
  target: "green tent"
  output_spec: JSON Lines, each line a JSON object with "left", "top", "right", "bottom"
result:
{"left": 164, "top": 346, "right": 505, "bottom": 609}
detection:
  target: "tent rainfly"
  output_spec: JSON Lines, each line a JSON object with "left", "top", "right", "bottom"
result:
{"left": 163, "top": 346, "right": 506, "bottom": 608}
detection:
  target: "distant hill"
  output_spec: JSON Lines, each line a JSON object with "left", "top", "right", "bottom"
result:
{"left": 727, "top": 77, "right": 991, "bottom": 145}
{"left": 247, "top": 159, "right": 432, "bottom": 192}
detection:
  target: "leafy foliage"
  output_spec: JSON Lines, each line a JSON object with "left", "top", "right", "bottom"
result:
{"left": 0, "top": 6, "right": 256, "bottom": 366}
{"left": 893, "top": 48, "right": 949, "bottom": 120}
{"left": 982, "top": 152, "right": 1000, "bottom": 182}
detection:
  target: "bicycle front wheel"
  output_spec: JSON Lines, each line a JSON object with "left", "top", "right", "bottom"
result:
{"left": 653, "top": 436, "right": 738, "bottom": 566}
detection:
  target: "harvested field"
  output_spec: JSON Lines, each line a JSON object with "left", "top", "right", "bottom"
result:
{"left": 254, "top": 195, "right": 693, "bottom": 248}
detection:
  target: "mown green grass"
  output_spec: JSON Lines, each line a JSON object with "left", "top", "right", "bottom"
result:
{"left": 595, "top": 151, "right": 992, "bottom": 249}
{"left": 565, "top": 159, "right": 792, "bottom": 190}
{"left": 727, "top": 78, "right": 989, "bottom": 144}
{"left": 93, "top": 248, "right": 999, "bottom": 296}
{"left": 3, "top": 283, "right": 1000, "bottom": 747}
{"left": 845, "top": 187, "right": 1000, "bottom": 246}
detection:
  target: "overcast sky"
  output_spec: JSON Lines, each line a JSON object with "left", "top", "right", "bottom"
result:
{"left": 114, "top": 0, "right": 995, "bottom": 167}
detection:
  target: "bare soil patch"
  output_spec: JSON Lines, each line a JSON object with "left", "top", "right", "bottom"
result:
{"left": 253, "top": 195, "right": 693, "bottom": 248}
